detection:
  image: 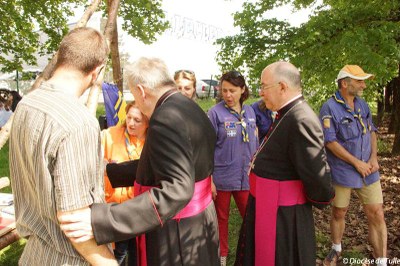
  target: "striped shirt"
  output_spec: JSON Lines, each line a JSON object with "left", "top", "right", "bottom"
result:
{"left": 9, "top": 82, "right": 105, "bottom": 265}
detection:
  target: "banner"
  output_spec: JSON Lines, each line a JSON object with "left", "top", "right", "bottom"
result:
{"left": 102, "top": 83, "right": 127, "bottom": 127}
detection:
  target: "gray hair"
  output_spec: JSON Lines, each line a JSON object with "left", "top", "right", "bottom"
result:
{"left": 271, "top": 62, "right": 301, "bottom": 90}
{"left": 125, "top": 57, "right": 176, "bottom": 90}
{"left": 337, "top": 77, "right": 351, "bottom": 89}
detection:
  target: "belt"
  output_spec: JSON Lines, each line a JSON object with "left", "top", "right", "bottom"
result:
{"left": 134, "top": 176, "right": 212, "bottom": 266}
{"left": 250, "top": 172, "right": 306, "bottom": 266}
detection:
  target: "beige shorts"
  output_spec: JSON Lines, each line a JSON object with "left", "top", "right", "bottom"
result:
{"left": 332, "top": 180, "right": 383, "bottom": 208}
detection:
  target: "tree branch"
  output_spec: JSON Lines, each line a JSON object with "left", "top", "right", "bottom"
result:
{"left": 29, "top": 0, "right": 102, "bottom": 93}
{"left": 0, "top": 0, "right": 102, "bottom": 150}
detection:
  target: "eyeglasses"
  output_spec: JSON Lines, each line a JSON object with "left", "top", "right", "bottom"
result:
{"left": 259, "top": 82, "right": 280, "bottom": 92}
{"left": 175, "top": 69, "right": 195, "bottom": 75}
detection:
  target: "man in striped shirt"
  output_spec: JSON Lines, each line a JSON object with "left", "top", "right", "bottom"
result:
{"left": 9, "top": 27, "right": 117, "bottom": 265}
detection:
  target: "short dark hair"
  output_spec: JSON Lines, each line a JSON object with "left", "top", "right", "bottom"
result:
{"left": 219, "top": 71, "right": 249, "bottom": 104}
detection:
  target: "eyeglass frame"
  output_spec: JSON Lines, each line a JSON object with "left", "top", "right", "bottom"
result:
{"left": 259, "top": 82, "right": 281, "bottom": 92}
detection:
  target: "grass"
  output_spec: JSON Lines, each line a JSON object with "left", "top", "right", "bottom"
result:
{"left": 227, "top": 201, "right": 242, "bottom": 265}
{"left": 0, "top": 140, "right": 26, "bottom": 265}
{"left": 377, "top": 138, "right": 392, "bottom": 154}
{"left": 0, "top": 240, "right": 26, "bottom": 266}
{"left": 197, "top": 97, "right": 218, "bottom": 112}
{"left": 0, "top": 142, "right": 10, "bottom": 193}
{"left": 96, "top": 103, "right": 105, "bottom": 119}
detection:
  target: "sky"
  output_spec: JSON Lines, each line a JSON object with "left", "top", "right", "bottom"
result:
{"left": 79, "top": 0, "right": 313, "bottom": 80}
{"left": 119, "top": 0, "right": 243, "bottom": 79}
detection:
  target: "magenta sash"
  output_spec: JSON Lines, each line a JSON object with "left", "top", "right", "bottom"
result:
{"left": 134, "top": 177, "right": 212, "bottom": 266}
{"left": 249, "top": 172, "right": 307, "bottom": 266}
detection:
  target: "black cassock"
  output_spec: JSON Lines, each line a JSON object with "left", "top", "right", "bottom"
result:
{"left": 92, "top": 91, "right": 219, "bottom": 266}
{"left": 235, "top": 96, "right": 335, "bottom": 266}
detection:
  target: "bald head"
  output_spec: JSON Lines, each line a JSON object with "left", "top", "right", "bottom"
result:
{"left": 260, "top": 61, "right": 302, "bottom": 111}
{"left": 262, "top": 61, "right": 301, "bottom": 91}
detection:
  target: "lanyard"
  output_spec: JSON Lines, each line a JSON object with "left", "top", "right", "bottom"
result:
{"left": 124, "top": 129, "right": 140, "bottom": 160}
{"left": 333, "top": 91, "right": 367, "bottom": 135}
{"left": 224, "top": 103, "right": 249, "bottom": 142}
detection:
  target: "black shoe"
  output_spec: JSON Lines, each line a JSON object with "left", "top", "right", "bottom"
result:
{"left": 323, "top": 249, "right": 341, "bottom": 266}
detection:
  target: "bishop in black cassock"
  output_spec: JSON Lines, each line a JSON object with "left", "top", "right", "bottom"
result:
{"left": 235, "top": 62, "right": 335, "bottom": 266}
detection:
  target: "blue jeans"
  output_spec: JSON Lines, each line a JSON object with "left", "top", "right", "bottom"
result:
{"left": 114, "top": 238, "right": 137, "bottom": 266}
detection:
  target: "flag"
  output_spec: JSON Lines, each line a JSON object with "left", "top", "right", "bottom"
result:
{"left": 102, "top": 83, "right": 127, "bottom": 127}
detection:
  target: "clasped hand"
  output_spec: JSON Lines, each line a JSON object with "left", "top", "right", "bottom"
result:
{"left": 355, "top": 157, "right": 379, "bottom": 178}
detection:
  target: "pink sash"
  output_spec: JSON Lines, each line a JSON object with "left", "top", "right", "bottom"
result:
{"left": 249, "top": 172, "right": 306, "bottom": 266}
{"left": 134, "top": 177, "right": 212, "bottom": 266}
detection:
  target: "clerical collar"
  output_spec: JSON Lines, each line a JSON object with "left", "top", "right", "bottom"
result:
{"left": 276, "top": 95, "right": 304, "bottom": 119}
{"left": 155, "top": 89, "right": 179, "bottom": 109}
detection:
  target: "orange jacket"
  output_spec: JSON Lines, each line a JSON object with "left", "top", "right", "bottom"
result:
{"left": 101, "top": 125, "right": 145, "bottom": 203}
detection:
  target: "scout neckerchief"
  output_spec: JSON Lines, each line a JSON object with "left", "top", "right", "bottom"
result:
{"left": 124, "top": 129, "right": 140, "bottom": 160}
{"left": 333, "top": 91, "right": 367, "bottom": 134}
{"left": 224, "top": 103, "right": 249, "bottom": 142}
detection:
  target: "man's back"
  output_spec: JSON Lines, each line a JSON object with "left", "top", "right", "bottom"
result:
{"left": 10, "top": 82, "right": 105, "bottom": 265}
{"left": 92, "top": 92, "right": 220, "bottom": 266}
{"left": 139, "top": 92, "right": 219, "bottom": 265}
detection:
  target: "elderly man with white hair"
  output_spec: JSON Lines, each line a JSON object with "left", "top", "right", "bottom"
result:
{"left": 59, "top": 57, "right": 220, "bottom": 266}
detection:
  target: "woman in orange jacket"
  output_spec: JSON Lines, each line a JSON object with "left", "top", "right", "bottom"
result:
{"left": 102, "top": 101, "right": 149, "bottom": 266}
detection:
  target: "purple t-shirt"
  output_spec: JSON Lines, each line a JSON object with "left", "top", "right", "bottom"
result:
{"left": 208, "top": 101, "right": 259, "bottom": 191}
{"left": 319, "top": 94, "right": 379, "bottom": 188}
{"left": 251, "top": 100, "right": 273, "bottom": 143}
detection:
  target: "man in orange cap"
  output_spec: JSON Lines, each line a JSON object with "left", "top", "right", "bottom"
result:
{"left": 320, "top": 65, "right": 387, "bottom": 266}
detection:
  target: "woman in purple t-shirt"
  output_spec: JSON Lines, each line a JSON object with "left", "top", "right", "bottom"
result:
{"left": 208, "top": 71, "right": 259, "bottom": 265}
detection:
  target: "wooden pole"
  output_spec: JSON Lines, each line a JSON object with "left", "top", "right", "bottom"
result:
{"left": 0, "top": 230, "right": 20, "bottom": 250}
{"left": 85, "top": 0, "right": 120, "bottom": 115}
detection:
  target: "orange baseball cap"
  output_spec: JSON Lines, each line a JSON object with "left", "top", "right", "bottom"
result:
{"left": 336, "top": 65, "right": 374, "bottom": 81}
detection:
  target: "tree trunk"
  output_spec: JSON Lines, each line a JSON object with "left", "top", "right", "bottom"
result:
{"left": 391, "top": 75, "right": 400, "bottom": 155}
{"left": 388, "top": 79, "right": 396, "bottom": 134}
{"left": 377, "top": 86, "right": 384, "bottom": 126}
{"left": 385, "top": 84, "right": 392, "bottom": 113}
{"left": 0, "top": 0, "right": 102, "bottom": 150}
{"left": 109, "top": 0, "right": 123, "bottom": 91}
{"left": 85, "top": 0, "right": 121, "bottom": 115}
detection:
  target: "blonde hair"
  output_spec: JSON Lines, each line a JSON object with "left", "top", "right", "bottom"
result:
{"left": 174, "top": 70, "right": 197, "bottom": 99}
